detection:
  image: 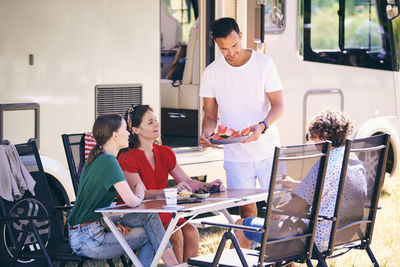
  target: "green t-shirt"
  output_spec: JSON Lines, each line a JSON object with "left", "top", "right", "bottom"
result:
{"left": 67, "top": 153, "right": 126, "bottom": 226}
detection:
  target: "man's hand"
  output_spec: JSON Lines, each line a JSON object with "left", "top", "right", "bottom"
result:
{"left": 200, "top": 131, "right": 216, "bottom": 147}
{"left": 243, "top": 122, "right": 265, "bottom": 143}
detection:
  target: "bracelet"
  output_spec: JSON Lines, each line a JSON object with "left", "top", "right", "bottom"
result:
{"left": 259, "top": 121, "right": 269, "bottom": 134}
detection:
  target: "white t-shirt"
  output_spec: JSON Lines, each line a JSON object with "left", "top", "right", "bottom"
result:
{"left": 200, "top": 50, "right": 283, "bottom": 162}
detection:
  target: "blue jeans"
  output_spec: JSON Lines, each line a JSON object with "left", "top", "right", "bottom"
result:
{"left": 68, "top": 213, "right": 171, "bottom": 266}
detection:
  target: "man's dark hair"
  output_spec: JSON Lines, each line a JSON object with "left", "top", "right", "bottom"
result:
{"left": 212, "top": 17, "right": 240, "bottom": 39}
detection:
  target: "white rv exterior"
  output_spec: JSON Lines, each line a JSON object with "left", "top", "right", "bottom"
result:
{"left": 1, "top": 0, "right": 400, "bottom": 206}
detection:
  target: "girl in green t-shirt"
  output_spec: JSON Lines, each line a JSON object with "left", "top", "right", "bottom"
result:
{"left": 67, "top": 114, "right": 178, "bottom": 266}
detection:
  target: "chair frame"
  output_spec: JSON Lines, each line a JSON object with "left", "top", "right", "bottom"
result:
{"left": 61, "top": 133, "right": 85, "bottom": 195}
{"left": 313, "top": 133, "right": 390, "bottom": 267}
{"left": 0, "top": 140, "right": 85, "bottom": 267}
{"left": 188, "top": 141, "right": 332, "bottom": 267}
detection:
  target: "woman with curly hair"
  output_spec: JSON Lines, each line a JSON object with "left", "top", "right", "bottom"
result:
{"left": 234, "top": 109, "right": 367, "bottom": 257}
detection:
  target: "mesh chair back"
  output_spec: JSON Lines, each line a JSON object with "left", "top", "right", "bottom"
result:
{"left": 329, "top": 134, "right": 390, "bottom": 250}
{"left": 258, "top": 141, "right": 332, "bottom": 265}
{"left": 61, "top": 134, "right": 84, "bottom": 195}
{"left": 0, "top": 140, "right": 63, "bottom": 265}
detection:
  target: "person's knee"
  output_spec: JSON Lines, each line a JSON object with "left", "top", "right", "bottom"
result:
{"left": 182, "top": 223, "right": 199, "bottom": 242}
{"left": 240, "top": 203, "right": 257, "bottom": 218}
{"left": 170, "top": 229, "right": 184, "bottom": 248}
{"left": 236, "top": 218, "right": 245, "bottom": 225}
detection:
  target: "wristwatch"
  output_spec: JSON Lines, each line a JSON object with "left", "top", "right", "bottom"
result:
{"left": 259, "top": 121, "right": 269, "bottom": 134}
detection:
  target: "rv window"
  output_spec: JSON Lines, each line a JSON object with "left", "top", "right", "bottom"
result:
{"left": 302, "top": 0, "right": 396, "bottom": 71}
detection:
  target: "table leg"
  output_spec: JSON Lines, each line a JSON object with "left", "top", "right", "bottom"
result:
{"left": 221, "top": 208, "right": 236, "bottom": 224}
{"left": 102, "top": 214, "right": 143, "bottom": 267}
{"left": 150, "top": 215, "right": 179, "bottom": 267}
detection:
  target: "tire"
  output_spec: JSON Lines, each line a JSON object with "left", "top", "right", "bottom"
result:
{"left": 0, "top": 198, "right": 49, "bottom": 267}
{"left": 48, "top": 184, "right": 67, "bottom": 238}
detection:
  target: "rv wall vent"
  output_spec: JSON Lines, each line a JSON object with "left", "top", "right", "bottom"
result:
{"left": 95, "top": 84, "right": 142, "bottom": 118}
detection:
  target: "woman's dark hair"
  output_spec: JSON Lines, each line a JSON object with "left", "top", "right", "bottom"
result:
{"left": 307, "top": 109, "right": 354, "bottom": 147}
{"left": 87, "top": 114, "right": 123, "bottom": 165}
{"left": 212, "top": 17, "right": 240, "bottom": 39}
{"left": 124, "top": 105, "right": 153, "bottom": 149}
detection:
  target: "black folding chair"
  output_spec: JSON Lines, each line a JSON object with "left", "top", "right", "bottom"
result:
{"left": 61, "top": 133, "right": 85, "bottom": 195}
{"left": 188, "top": 141, "right": 332, "bottom": 267}
{"left": 313, "top": 133, "right": 390, "bottom": 267}
{"left": 0, "top": 140, "right": 84, "bottom": 267}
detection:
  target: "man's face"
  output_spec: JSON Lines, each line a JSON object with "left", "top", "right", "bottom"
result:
{"left": 215, "top": 30, "right": 242, "bottom": 65}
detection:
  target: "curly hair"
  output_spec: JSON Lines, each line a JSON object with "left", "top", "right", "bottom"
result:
{"left": 307, "top": 109, "right": 354, "bottom": 147}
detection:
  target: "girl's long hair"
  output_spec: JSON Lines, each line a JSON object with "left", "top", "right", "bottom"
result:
{"left": 124, "top": 105, "right": 153, "bottom": 149}
{"left": 87, "top": 114, "right": 123, "bottom": 165}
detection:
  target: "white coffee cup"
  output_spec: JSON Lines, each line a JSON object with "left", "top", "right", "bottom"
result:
{"left": 164, "top": 188, "right": 177, "bottom": 206}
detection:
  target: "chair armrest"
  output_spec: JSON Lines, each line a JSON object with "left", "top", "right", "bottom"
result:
{"left": 201, "top": 221, "right": 265, "bottom": 233}
{"left": 270, "top": 208, "right": 335, "bottom": 221}
{"left": 364, "top": 205, "right": 381, "bottom": 210}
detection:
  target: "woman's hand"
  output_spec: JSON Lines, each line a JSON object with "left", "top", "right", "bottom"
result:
{"left": 206, "top": 179, "right": 225, "bottom": 192}
{"left": 103, "top": 220, "right": 131, "bottom": 236}
{"left": 177, "top": 181, "right": 192, "bottom": 192}
{"left": 271, "top": 214, "right": 283, "bottom": 221}
{"left": 117, "top": 224, "right": 131, "bottom": 236}
{"left": 277, "top": 176, "right": 300, "bottom": 191}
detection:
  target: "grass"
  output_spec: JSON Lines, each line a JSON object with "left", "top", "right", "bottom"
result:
{"left": 63, "top": 174, "right": 399, "bottom": 266}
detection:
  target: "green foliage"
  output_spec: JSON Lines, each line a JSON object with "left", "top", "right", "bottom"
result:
{"left": 344, "top": 5, "right": 382, "bottom": 50}
{"left": 311, "top": 2, "right": 339, "bottom": 50}
{"left": 393, "top": 16, "right": 400, "bottom": 68}
{"left": 310, "top": 0, "right": 384, "bottom": 51}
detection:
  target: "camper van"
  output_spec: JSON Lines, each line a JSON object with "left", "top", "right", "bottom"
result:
{"left": 1, "top": 0, "right": 400, "bottom": 210}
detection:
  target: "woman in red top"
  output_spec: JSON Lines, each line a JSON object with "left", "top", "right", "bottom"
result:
{"left": 118, "top": 105, "right": 225, "bottom": 263}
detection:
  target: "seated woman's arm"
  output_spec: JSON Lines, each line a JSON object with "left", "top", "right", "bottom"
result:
{"left": 170, "top": 162, "right": 225, "bottom": 192}
{"left": 271, "top": 195, "right": 309, "bottom": 220}
{"left": 114, "top": 180, "right": 143, "bottom": 207}
{"left": 123, "top": 170, "right": 164, "bottom": 199}
{"left": 277, "top": 175, "right": 301, "bottom": 191}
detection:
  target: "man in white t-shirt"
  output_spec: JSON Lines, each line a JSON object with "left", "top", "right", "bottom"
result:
{"left": 199, "top": 17, "right": 284, "bottom": 218}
